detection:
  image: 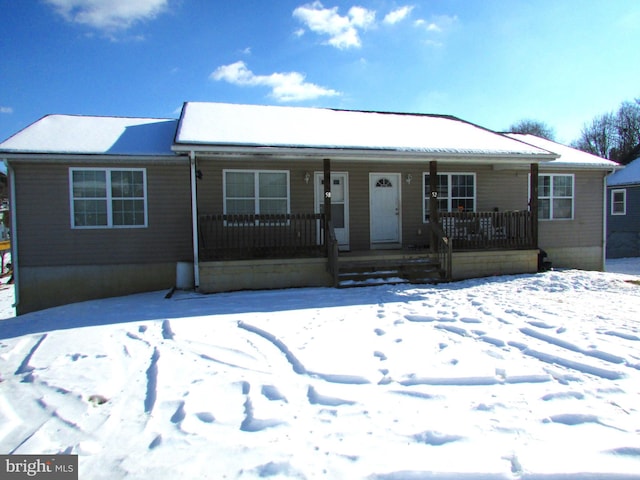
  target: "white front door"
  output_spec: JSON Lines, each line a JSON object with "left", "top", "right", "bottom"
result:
{"left": 315, "top": 172, "right": 349, "bottom": 250}
{"left": 370, "top": 173, "right": 401, "bottom": 246}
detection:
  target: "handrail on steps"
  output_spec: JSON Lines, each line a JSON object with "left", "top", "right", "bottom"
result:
{"left": 325, "top": 220, "right": 340, "bottom": 286}
{"left": 431, "top": 221, "right": 452, "bottom": 281}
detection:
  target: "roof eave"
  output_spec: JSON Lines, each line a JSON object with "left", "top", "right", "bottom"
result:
{"left": 172, "top": 144, "right": 557, "bottom": 163}
{"left": 540, "top": 162, "right": 621, "bottom": 171}
{"left": 0, "top": 152, "right": 188, "bottom": 164}
{"left": 608, "top": 182, "right": 640, "bottom": 188}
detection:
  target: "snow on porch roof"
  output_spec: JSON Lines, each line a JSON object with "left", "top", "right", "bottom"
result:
{"left": 0, "top": 114, "right": 178, "bottom": 156}
{"left": 174, "top": 102, "right": 555, "bottom": 159}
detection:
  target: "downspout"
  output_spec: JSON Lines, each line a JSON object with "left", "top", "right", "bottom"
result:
{"left": 190, "top": 151, "right": 200, "bottom": 290}
{"left": 5, "top": 160, "right": 19, "bottom": 310}
{"left": 602, "top": 171, "right": 614, "bottom": 271}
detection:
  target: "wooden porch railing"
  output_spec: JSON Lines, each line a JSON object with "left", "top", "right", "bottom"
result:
{"left": 439, "top": 211, "right": 534, "bottom": 250}
{"left": 198, "top": 213, "right": 326, "bottom": 261}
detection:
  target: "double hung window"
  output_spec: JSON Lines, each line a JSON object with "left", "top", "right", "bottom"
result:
{"left": 423, "top": 173, "right": 476, "bottom": 221}
{"left": 70, "top": 168, "right": 147, "bottom": 228}
{"left": 611, "top": 189, "right": 626, "bottom": 216}
{"left": 538, "top": 174, "right": 573, "bottom": 220}
{"left": 224, "top": 170, "right": 289, "bottom": 217}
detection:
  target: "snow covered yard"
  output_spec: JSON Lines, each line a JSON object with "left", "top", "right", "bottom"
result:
{"left": 1, "top": 264, "right": 640, "bottom": 479}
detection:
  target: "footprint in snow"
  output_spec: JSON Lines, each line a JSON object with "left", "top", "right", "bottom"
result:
{"left": 413, "top": 430, "right": 463, "bottom": 446}
{"left": 148, "top": 434, "right": 162, "bottom": 450}
{"left": 606, "top": 447, "right": 640, "bottom": 457}
{"left": 195, "top": 412, "right": 215, "bottom": 423}
{"left": 544, "top": 413, "right": 624, "bottom": 431}
{"left": 528, "top": 321, "right": 555, "bottom": 329}
{"left": 404, "top": 314, "right": 436, "bottom": 323}
{"left": 373, "top": 351, "right": 387, "bottom": 361}
{"left": 307, "top": 386, "right": 355, "bottom": 407}
{"left": 261, "top": 385, "right": 288, "bottom": 402}
{"left": 541, "top": 391, "right": 585, "bottom": 401}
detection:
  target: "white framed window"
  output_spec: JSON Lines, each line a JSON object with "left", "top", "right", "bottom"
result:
{"left": 611, "top": 189, "right": 626, "bottom": 216}
{"left": 423, "top": 173, "right": 476, "bottom": 221}
{"left": 223, "top": 170, "right": 290, "bottom": 217}
{"left": 70, "top": 168, "right": 147, "bottom": 228}
{"left": 536, "top": 174, "right": 574, "bottom": 220}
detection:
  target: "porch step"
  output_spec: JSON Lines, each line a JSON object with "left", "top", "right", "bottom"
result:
{"left": 337, "top": 256, "right": 444, "bottom": 288}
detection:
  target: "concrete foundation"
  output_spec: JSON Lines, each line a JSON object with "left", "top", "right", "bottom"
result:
{"left": 199, "top": 257, "right": 333, "bottom": 293}
{"left": 542, "top": 246, "right": 604, "bottom": 271}
{"left": 451, "top": 250, "right": 539, "bottom": 280}
{"left": 17, "top": 262, "right": 176, "bottom": 315}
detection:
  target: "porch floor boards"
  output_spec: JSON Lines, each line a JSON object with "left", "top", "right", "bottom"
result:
{"left": 336, "top": 249, "right": 444, "bottom": 287}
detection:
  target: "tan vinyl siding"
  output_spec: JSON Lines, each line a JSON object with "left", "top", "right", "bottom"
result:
{"left": 195, "top": 157, "right": 606, "bottom": 254}
{"left": 476, "top": 166, "right": 530, "bottom": 212}
{"left": 538, "top": 169, "right": 605, "bottom": 249}
{"left": 14, "top": 161, "right": 193, "bottom": 267}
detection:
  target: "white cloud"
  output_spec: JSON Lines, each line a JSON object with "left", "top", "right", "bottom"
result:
{"left": 414, "top": 14, "right": 458, "bottom": 33}
{"left": 383, "top": 6, "right": 414, "bottom": 25}
{"left": 45, "top": 0, "right": 169, "bottom": 31}
{"left": 293, "top": 1, "right": 375, "bottom": 49}
{"left": 0, "top": 106, "right": 13, "bottom": 114}
{"left": 210, "top": 61, "right": 340, "bottom": 102}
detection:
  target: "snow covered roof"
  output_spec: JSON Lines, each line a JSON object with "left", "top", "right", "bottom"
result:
{"left": 0, "top": 114, "right": 177, "bottom": 156}
{"left": 505, "top": 134, "right": 619, "bottom": 170}
{"left": 174, "top": 102, "right": 556, "bottom": 160}
{"left": 607, "top": 157, "right": 640, "bottom": 186}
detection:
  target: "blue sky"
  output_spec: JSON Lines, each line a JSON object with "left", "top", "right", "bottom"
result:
{"left": 1, "top": 0, "right": 639, "bottom": 145}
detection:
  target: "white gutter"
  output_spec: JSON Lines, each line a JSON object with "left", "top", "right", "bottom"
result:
{"left": 5, "top": 160, "right": 19, "bottom": 311}
{"left": 171, "top": 145, "right": 558, "bottom": 163}
{"left": 602, "top": 170, "right": 616, "bottom": 271}
{"left": 189, "top": 151, "right": 200, "bottom": 290}
{"left": 0, "top": 153, "right": 186, "bottom": 164}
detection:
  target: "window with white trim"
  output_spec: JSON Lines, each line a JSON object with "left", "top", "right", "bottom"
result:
{"left": 423, "top": 173, "right": 476, "bottom": 221}
{"left": 224, "top": 170, "right": 289, "bottom": 216}
{"left": 70, "top": 168, "right": 147, "bottom": 228}
{"left": 538, "top": 174, "right": 574, "bottom": 220}
{"left": 611, "top": 189, "right": 626, "bottom": 215}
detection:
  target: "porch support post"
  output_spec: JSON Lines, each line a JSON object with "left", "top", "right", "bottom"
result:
{"left": 429, "top": 160, "right": 439, "bottom": 252}
{"left": 323, "top": 158, "right": 331, "bottom": 251}
{"left": 529, "top": 163, "right": 539, "bottom": 249}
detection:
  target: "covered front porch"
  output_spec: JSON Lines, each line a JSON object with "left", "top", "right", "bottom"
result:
{"left": 195, "top": 207, "right": 538, "bottom": 291}
{"left": 191, "top": 156, "right": 543, "bottom": 292}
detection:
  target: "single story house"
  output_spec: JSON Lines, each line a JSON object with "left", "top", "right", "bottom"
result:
{"left": 606, "top": 156, "right": 640, "bottom": 258}
{"left": 0, "top": 102, "right": 618, "bottom": 314}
